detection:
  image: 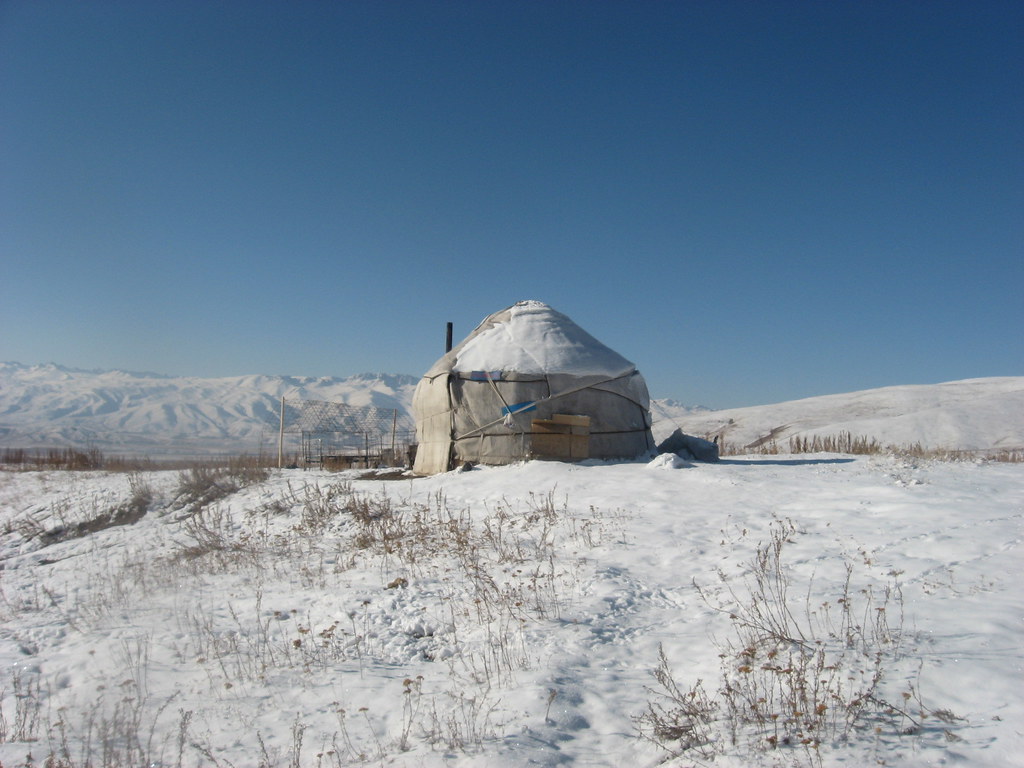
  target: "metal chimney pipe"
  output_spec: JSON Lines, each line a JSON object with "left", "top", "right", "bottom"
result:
{"left": 445, "top": 322, "right": 453, "bottom": 353}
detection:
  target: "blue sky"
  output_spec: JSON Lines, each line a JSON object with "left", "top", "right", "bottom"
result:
{"left": 2, "top": 0, "right": 1021, "bottom": 408}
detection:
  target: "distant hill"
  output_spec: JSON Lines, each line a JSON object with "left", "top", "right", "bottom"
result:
{"left": 653, "top": 377, "right": 1024, "bottom": 454}
{"left": 2, "top": 364, "right": 1021, "bottom": 456}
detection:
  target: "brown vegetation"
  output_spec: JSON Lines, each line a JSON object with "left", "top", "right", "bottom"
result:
{"left": 717, "top": 432, "right": 1023, "bottom": 462}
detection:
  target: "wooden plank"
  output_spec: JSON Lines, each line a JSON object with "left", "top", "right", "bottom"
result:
{"left": 531, "top": 415, "right": 590, "bottom": 459}
{"left": 552, "top": 414, "right": 590, "bottom": 429}
{"left": 532, "top": 419, "right": 572, "bottom": 435}
{"left": 532, "top": 432, "right": 573, "bottom": 458}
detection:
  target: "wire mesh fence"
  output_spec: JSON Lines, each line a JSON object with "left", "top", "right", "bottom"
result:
{"left": 274, "top": 398, "right": 416, "bottom": 469}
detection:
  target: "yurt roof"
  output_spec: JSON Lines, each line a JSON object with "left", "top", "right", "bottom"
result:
{"left": 428, "top": 300, "right": 637, "bottom": 378}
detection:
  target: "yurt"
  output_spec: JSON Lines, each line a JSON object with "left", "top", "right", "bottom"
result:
{"left": 412, "top": 300, "right": 655, "bottom": 474}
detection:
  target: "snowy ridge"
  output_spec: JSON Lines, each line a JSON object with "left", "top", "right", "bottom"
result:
{"left": 2, "top": 363, "right": 1022, "bottom": 455}
{"left": 653, "top": 377, "right": 1024, "bottom": 452}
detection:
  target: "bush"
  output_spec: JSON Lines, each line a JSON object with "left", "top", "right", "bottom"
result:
{"left": 174, "top": 460, "right": 266, "bottom": 511}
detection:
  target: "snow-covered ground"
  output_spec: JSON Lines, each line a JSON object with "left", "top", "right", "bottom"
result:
{"left": 1, "top": 454, "right": 1021, "bottom": 766}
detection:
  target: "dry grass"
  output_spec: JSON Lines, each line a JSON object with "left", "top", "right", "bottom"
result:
{"left": 717, "top": 432, "right": 1023, "bottom": 462}
{"left": 0, "top": 448, "right": 292, "bottom": 472}
{"left": 637, "top": 518, "right": 960, "bottom": 767}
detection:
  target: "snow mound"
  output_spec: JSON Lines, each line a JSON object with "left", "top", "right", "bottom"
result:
{"left": 647, "top": 452, "right": 690, "bottom": 469}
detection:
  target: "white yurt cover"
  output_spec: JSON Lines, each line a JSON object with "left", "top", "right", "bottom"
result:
{"left": 412, "top": 301, "right": 654, "bottom": 474}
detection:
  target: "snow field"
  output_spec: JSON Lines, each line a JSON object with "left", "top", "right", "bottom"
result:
{"left": 0, "top": 455, "right": 1021, "bottom": 767}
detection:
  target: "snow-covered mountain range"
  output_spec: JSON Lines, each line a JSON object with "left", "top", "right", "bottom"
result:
{"left": 0, "top": 363, "right": 419, "bottom": 456}
{"left": 1, "top": 362, "right": 1021, "bottom": 456}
